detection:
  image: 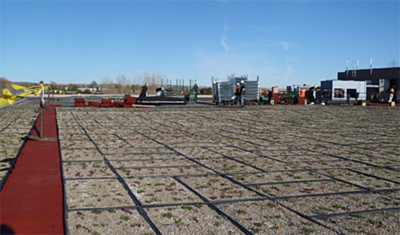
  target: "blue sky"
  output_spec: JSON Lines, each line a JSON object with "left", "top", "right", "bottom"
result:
{"left": 1, "top": 0, "right": 399, "bottom": 87}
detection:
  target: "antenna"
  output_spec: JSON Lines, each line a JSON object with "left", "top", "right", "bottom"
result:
{"left": 370, "top": 58, "right": 373, "bottom": 75}
{"left": 352, "top": 59, "right": 358, "bottom": 78}
{"left": 346, "top": 60, "right": 349, "bottom": 76}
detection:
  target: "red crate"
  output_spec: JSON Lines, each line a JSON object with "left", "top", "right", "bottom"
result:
{"left": 88, "top": 102, "right": 100, "bottom": 107}
{"left": 74, "top": 103, "right": 86, "bottom": 107}
{"left": 124, "top": 96, "right": 136, "bottom": 104}
{"left": 112, "top": 101, "right": 124, "bottom": 107}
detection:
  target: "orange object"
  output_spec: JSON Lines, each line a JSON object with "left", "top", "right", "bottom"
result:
{"left": 300, "top": 90, "right": 306, "bottom": 97}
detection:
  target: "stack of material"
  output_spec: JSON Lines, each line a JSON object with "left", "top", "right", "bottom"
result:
{"left": 212, "top": 75, "right": 259, "bottom": 104}
{"left": 296, "top": 97, "right": 305, "bottom": 105}
{"left": 124, "top": 96, "right": 136, "bottom": 104}
{"left": 88, "top": 102, "right": 100, "bottom": 107}
{"left": 112, "top": 101, "right": 123, "bottom": 107}
{"left": 99, "top": 99, "right": 112, "bottom": 107}
{"left": 74, "top": 98, "right": 86, "bottom": 107}
{"left": 213, "top": 80, "right": 235, "bottom": 103}
{"left": 242, "top": 80, "right": 259, "bottom": 101}
{"left": 272, "top": 93, "right": 280, "bottom": 103}
{"left": 123, "top": 96, "right": 136, "bottom": 108}
{"left": 219, "top": 81, "right": 235, "bottom": 102}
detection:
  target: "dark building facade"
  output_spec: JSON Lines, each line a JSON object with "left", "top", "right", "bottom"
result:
{"left": 338, "top": 67, "right": 399, "bottom": 88}
{"left": 338, "top": 67, "right": 400, "bottom": 101}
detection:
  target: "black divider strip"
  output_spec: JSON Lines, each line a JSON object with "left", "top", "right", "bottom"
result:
{"left": 307, "top": 149, "right": 395, "bottom": 170}
{"left": 65, "top": 177, "right": 118, "bottom": 180}
{"left": 56, "top": 108, "right": 71, "bottom": 235}
{"left": 0, "top": 113, "right": 22, "bottom": 134}
{"left": 118, "top": 164, "right": 200, "bottom": 169}
{"left": 210, "top": 197, "right": 269, "bottom": 205}
{"left": 172, "top": 176, "right": 252, "bottom": 235}
{"left": 68, "top": 205, "right": 138, "bottom": 213}
{"left": 303, "top": 168, "right": 381, "bottom": 191}
{"left": 60, "top": 147, "right": 98, "bottom": 151}
{"left": 104, "top": 152, "right": 175, "bottom": 156}
{"left": 347, "top": 168, "right": 400, "bottom": 184}
{"left": 62, "top": 160, "right": 105, "bottom": 163}
{"left": 310, "top": 166, "right": 380, "bottom": 171}
{"left": 123, "top": 173, "right": 218, "bottom": 179}
{"left": 93, "top": 119, "right": 104, "bottom": 127}
{"left": 204, "top": 147, "right": 268, "bottom": 173}
{"left": 69, "top": 111, "right": 161, "bottom": 235}
{"left": 141, "top": 202, "right": 206, "bottom": 209}
{"left": 165, "top": 141, "right": 216, "bottom": 144}
{"left": 287, "top": 159, "right": 345, "bottom": 163}
{"left": 114, "top": 134, "right": 135, "bottom": 148}
{"left": 272, "top": 188, "right": 400, "bottom": 201}
{"left": 310, "top": 207, "right": 400, "bottom": 219}
{"left": 247, "top": 178, "right": 333, "bottom": 186}
{"left": 107, "top": 158, "right": 186, "bottom": 162}
{"left": 229, "top": 144, "right": 385, "bottom": 195}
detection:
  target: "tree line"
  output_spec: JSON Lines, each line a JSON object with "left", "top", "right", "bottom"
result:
{"left": 0, "top": 73, "right": 213, "bottom": 95}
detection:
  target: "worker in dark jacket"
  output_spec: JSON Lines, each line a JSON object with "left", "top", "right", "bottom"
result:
{"left": 139, "top": 83, "right": 148, "bottom": 99}
{"left": 238, "top": 80, "right": 245, "bottom": 107}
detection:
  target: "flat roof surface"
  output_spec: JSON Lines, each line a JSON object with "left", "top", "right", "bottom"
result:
{"left": 1, "top": 104, "right": 399, "bottom": 234}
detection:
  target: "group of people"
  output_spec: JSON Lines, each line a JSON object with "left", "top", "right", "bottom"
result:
{"left": 234, "top": 81, "right": 246, "bottom": 107}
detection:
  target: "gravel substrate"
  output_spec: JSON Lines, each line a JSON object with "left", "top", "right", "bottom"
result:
{"left": 0, "top": 104, "right": 38, "bottom": 187}
{"left": 52, "top": 106, "right": 399, "bottom": 234}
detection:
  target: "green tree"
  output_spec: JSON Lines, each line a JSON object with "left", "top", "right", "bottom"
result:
{"left": 82, "top": 89, "right": 92, "bottom": 94}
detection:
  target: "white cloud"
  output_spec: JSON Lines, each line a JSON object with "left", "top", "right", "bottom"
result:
{"left": 221, "top": 22, "right": 230, "bottom": 51}
{"left": 285, "top": 66, "right": 294, "bottom": 78}
{"left": 221, "top": 36, "right": 229, "bottom": 51}
{"left": 280, "top": 41, "right": 297, "bottom": 51}
{"left": 194, "top": 48, "right": 284, "bottom": 87}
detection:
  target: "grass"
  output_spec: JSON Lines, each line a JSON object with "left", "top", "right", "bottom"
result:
{"left": 351, "top": 214, "right": 366, "bottom": 219}
{"left": 237, "top": 209, "right": 247, "bottom": 215}
{"left": 181, "top": 205, "right": 193, "bottom": 210}
{"left": 162, "top": 212, "right": 173, "bottom": 218}
{"left": 92, "top": 209, "right": 102, "bottom": 214}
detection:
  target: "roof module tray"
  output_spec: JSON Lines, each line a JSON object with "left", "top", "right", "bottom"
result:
{"left": 54, "top": 106, "right": 399, "bottom": 234}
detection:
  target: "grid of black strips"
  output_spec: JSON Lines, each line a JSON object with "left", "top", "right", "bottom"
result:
{"left": 0, "top": 104, "right": 39, "bottom": 190}
{"left": 58, "top": 106, "right": 400, "bottom": 235}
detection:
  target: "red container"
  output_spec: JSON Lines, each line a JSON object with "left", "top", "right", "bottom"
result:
{"left": 88, "top": 102, "right": 100, "bottom": 107}
{"left": 124, "top": 96, "right": 136, "bottom": 104}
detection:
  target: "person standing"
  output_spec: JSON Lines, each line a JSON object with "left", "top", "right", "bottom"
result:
{"left": 239, "top": 80, "right": 245, "bottom": 107}
{"left": 39, "top": 81, "right": 45, "bottom": 108}
{"left": 234, "top": 83, "right": 240, "bottom": 105}
{"left": 193, "top": 82, "right": 199, "bottom": 103}
{"left": 139, "top": 83, "right": 148, "bottom": 100}
{"left": 388, "top": 87, "right": 395, "bottom": 103}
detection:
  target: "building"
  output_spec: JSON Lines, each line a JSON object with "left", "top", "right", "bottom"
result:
{"left": 338, "top": 67, "right": 400, "bottom": 101}
{"left": 320, "top": 80, "right": 366, "bottom": 104}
